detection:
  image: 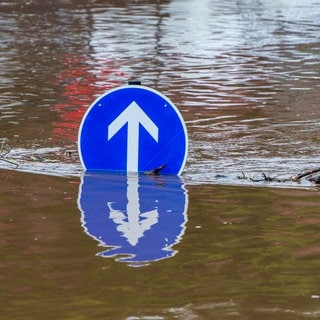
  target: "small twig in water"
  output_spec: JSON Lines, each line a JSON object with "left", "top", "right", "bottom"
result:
{"left": 291, "top": 167, "right": 320, "bottom": 181}
{"left": 0, "top": 158, "right": 19, "bottom": 169}
{"left": 144, "top": 164, "right": 167, "bottom": 175}
{"left": 0, "top": 138, "right": 19, "bottom": 169}
{"left": 237, "top": 172, "right": 247, "bottom": 180}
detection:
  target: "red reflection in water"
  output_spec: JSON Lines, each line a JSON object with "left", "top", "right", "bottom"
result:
{"left": 51, "top": 54, "right": 127, "bottom": 142}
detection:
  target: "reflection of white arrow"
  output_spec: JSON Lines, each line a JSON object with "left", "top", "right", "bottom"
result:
{"left": 108, "top": 101, "right": 159, "bottom": 172}
{"left": 108, "top": 174, "right": 158, "bottom": 246}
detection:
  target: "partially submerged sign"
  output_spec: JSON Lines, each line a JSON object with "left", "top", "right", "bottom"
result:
{"left": 78, "top": 85, "right": 188, "bottom": 174}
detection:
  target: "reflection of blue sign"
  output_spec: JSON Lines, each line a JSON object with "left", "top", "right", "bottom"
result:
{"left": 78, "top": 172, "right": 188, "bottom": 267}
{"left": 78, "top": 85, "right": 188, "bottom": 174}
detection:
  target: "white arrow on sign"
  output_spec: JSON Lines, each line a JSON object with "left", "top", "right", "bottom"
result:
{"left": 108, "top": 101, "right": 159, "bottom": 172}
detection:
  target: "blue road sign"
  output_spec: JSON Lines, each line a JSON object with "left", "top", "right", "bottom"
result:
{"left": 78, "top": 172, "right": 188, "bottom": 266}
{"left": 78, "top": 85, "right": 188, "bottom": 174}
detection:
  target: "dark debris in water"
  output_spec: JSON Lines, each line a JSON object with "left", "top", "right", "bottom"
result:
{"left": 237, "top": 169, "right": 320, "bottom": 185}
{"left": 143, "top": 164, "right": 167, "bottom": 176}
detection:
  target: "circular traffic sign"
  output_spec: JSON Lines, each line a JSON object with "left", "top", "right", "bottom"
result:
{"left": 78, "top": 85, "right": 188, "bottom": 175}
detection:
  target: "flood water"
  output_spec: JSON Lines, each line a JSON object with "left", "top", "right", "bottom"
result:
{"left": 1, "top": 0, "right": 320, "bottom": 319}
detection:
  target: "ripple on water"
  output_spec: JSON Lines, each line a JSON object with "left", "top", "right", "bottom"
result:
{"left": 0, "top": 0, "right": 320, "bottom": 186}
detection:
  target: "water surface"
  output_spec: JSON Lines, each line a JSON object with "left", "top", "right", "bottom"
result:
{"left": 2, "top": 170, "right": 320, "bottom": 319}
{"left": 1, "top": 0, "right": 320, "bottom": 319}
{"left": 1, "top": 0, "right": 320, "bottom": 182}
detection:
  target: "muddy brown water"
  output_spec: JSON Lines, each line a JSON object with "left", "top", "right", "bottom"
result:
{"left": 1, "top": 0, "right": 320, "bottom": 319}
